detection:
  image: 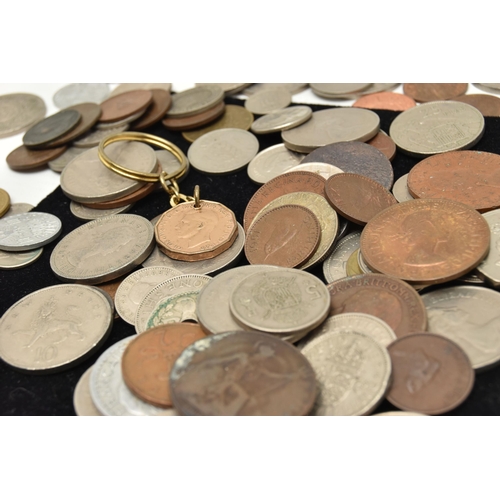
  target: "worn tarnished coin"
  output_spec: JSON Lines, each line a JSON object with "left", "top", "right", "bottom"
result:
{"left": 188, "top": 128, "right": 259, "bottom": 174}
{"left": 325, "top": 173, "right": 397, "bottom": 225}
{"left": 247, "top": 144, "right": 305, "bottom": 184}
{"left": 0, "top": 188, "right": 10, "bottom": 217}
{"left": 0, "top": 93, "right": 46, "bottom": 138}
{"left": 122, "top": 323, "right": 206, "bottom": 408}
{"left": 301, "top": 141, "right": 394, "bottom": 190}
{"left": 0, "top": 212, "right": 62, "bottom": 251}
{"left": 327, "top": 274, "right": 427, "bottom": 337}
{"left": 392, "top": 174, "right": 414, "bottom": 203}
{"left": 0, "top": 284, "right": 113, "bottom": 372}
{"left": 0, "top": 247, "right": 43, "bottom": 270}
{"left": 53, "top": 83, "right": 110, "bottom": 108}
{"left": 403, "top": 83, "right": 468, "bottom": 102}
{"left": 146, "top": 290, "right": 200, "bottom": 328}
{"left": 162, "top": 100, "right": 224, "bottom": 131}
{"left": 50, "top": 214, "right": 155, "bottom": 284}
{"left": 284, "top": 162, "right": 344, "bottom": 180}
{"left": 366, "top": 130, "right": 396, "bottom": 161}
{"left": 99, "top": 90, "right": 153, "bottom": 123}
{"left": 244, "top": 88, "right": 292, "bottom": 115}
{"left": 282, "top": 108, "right": 380, "bottom": 153}
{"left": 422, "top": 286, "right": 500, "bottom": 370}
{"left": 23, "top": 109, "right": 81, "bottom": 148}
{"left": 251, "top": 105, "right": 312, "bottom": 134}
{"left": 73, "top": 366, "right": 102, "bottom": 416}
{"left": 389, "top": 101, "right": 485, "bottom": 157}
{"left": 166, "top": 85, "right": 224, "bottom": 118}
{"left": 72, "top": 124, "right": 128, "bottom": 148}
{"left": 407, "top": 150, "right": 500, "bottom": 212}
{"left": 131, "top": 89, "right": 172, "bottom": 130}
{"left": 360, "top": 198, "right": 490, "bottom": 285}
{"left": 453, "top": 93, "right": 500, "bottom": 117}
{"left": 6, "top": 143, "right": 66, "bottom": 171}
{"left": 110, "top": 83, "right": 172, "bottom": 97}
{"left": 476, "top": 208, "right": 500, "bottom": 287}
{"left": 310, "top": 83, "right": 371, "bottom": 99}
{"left": 322, "top": 230, "right": 362, "bottom": 283}
{"left": 299, "top": 328, "right": 391, "bottom": 416}
{"left": 115, "top": 266, "right": 182, "bottom": 325}
{"left": 245, "top": 205, "right": 321, "bottom": 267}
{"left": 170, "top": 330, "right": 317, "bottom": 416}
{"left": 48, "top": 146, "right": 85, "bottom": 173}
{"left": 69, "top": 200, "right": 132, "bottom": 220}
{"left": 353, "top": 92, "right": 416, "bottom": 111}
{"left": 386, "top": 333, "right": 474, "bottom": 414}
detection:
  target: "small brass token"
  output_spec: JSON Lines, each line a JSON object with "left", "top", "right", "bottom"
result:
{"left": 0, "top": 188, "right": 11, "bottom": 217}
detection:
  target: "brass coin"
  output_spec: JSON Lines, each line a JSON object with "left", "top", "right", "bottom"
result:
{"left": 346, "top": 249, "right": 363, "bottom": 276}
{"left": 352, "top": 92, "right": 416, "bottom": 111}
{"left": 131, "top": 89, "right": 172, "bottom": 130}
{"left": 0, "top": 188, "right": 11, "bottom": 217}
{"left": 23, "top": 109, "right": 81, "bottom": 148}
{"left": 162, "top": 101, "right": 225, "bottom": 131}
{"left": 403, "top": 83, "right": 468, "bottom": 102}
{"left": 6, "top": 144, "right": 67, "bottom": 170}
{"left": 99, "top": 90, "right": 153, "bottom": 123}
{"left": 453, "top": 93, "right": 500, "bottom": 117}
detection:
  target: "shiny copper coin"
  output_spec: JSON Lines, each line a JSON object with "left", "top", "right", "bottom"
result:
{"left": 169, "top": 330, "right": 317, "bottom": 416}
{"left": 407, "top": 150, "right": 500, "bottom": 212}
{"left": 245, "top": 205, "right": 321, "bottom": 267}
{"left": 327, "top": 274, "right": 427, "bottom": 337}
{"left": 403, "top": 83, "right": 468, "bottom": 102}
{"left": 300, "top": 141, "right": 394, "bottom": 190}
{"left": 80, "top": 181, "right": 157, "bottom": 209}
{"left": 99, "top": 89, "right": 153, "bottom": 123}
{"left": 122, "top": 323, "right": 206, "bottom": 408}
{"left": 325, "top": 173, "right": 397, "bottom": 225}
{"left": 360, "top": 198, "right": 491, "bottom": 285}
{"left": 353, "top": 92, "right": 416, "bottom": 111}
{"left": 162, "top": 100, "right": 225, "bottom": 131}
{"left": 243, "top": 171, "right": 325, "bottom": 231}
{"left": 386, "top": 333, "right": 474, "bottom": 415}
{"left": 453, "top": 93, "right": 500, "bottom": 117}
{"left": 130, "top": 89, "right": 172, "bottom": 130}
{"left": 6, "top": 144, "right": 67, "bottom": 171}
{"left": 366, "top": 130, "right": 396, "bottom": 161}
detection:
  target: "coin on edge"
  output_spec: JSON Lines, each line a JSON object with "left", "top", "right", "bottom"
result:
{"left": 0, "top": 247, "right": 43, "bottom": 270}
{"left": 251, "top": 105, "right": 312, "bottom": 134}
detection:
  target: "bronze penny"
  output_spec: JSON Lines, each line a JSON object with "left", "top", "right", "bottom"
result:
{"left": 403, "top": 83, "right": 468, "bottom": 102}
{"left": 99, "top": 89, "right": 153, "bottom": 123}
{"left": 352, "top": 92, "right": 416, "bottom": 111}
{"left": 325, "top": 173, "right": 397, "bottom": 225}
{"left": 453, "top": 93, "right": 500, "bottom": 117}
{"left": 366, "top": 130, "right": 396, "bottom": 161}
{"left": 23, "top": 109, "right": 81, "bottom": 148}
{"left": 407, "top": 150, "right": 500, "bottom": 213}
{"left": 80, "top": 181, "right": 158, "bottom": 209}
{"left": 300, "top": 141, "right": 394, "bottom": 190}
{"left": 122, "top": 323, "right": 207, "bottom": 408}
{"left": 245, "top": 205, "right": 321, "bottom": 267}
{"left": 386, "top": 333, "right": 474, "bottom": 415}
{"left": 162, "top": 100, "right": 225, "bottom": 131}
{"left": 6, "top": 144, "right": 67, "bottom": 171}
{"left": 131, "top": 89, "right": 172, "bottom": 130}
{"left": 327, "top": 274, "right": 427, "bottom": 337}
{"left": 243, "top": 171, "right": 325, "bottom": 231}
{"left": 360, "top": 198, "right": 490, "bottom": 285}
{"left": 169, "top": 330, "right": 317, "bottom": 416}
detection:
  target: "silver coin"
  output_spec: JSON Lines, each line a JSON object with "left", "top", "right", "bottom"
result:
{"left": 389, "top": 101, "right": 485, "bottom": 157}
{"left": 310, "top": 83, "right": 371, "bottom": 99}
{"left": 196, "top": 83, "right": 251, "bottom": 95}
{"left": 115, "top": 266, "right": 183, "bottom": 325}
{"left": 457, "top": 270, "right": 486, "bottom": 285}
{"left": 146, "top": 290, "right": 200, "bottom": 329}
{"left": 284, "top": 162, "right": 344, "bottom": 180}
{"left": 69, "top": 200, "right": 132, "bottom": 220}
{"left": 166, "top": 85, "right": 224, "bottom": 118}
{"left": 0, "top": 284, "right": 113, "bottom": 372}
{"left": 322, "top": 231, "right": 362, "bottom": 283}
{"left": 299, "top": 328, "right": 391, "bottom": 416}
{"left": 243, "top": 83, "right": 308, "bottom": 96}
{"left": 110, "top": 83, "right": 172, "bottom": 97}
{"left": 23, "top": 109, "right": 81, "bottom": 147}
{"left": 476, "top": 208, "right": 500, "bottom": 288}
{"left": 0, "top": 93, "right": 46, "bottom": 138}
{"left": 282, "top": 108, "right": 380, "bottom": 153}
{"left": 247, "top": 144, "right": 305, "bottom": 184}
{"left": 229, "top": 268, "right": 330, "bottom": 339}
{"left": 90, "top": 336, "right": 177, "bottom": 416}
{"left": 3, "top": 202, "right": 34, "bottom": 218}
{"left": 473, "top": 83, "right": 500, "bottom": 94}
{"left": 155, "top": 149, "right": 189, "bottom": 182}
{"left": 422, "top": 285, "right": 500, "bottom": 371}
{"left": 0, "top": 212, "right": 62, "bottom": 251}
{"left": 251, "top": 105, "right": 312, "bottom": 134}
{"left": 244, "top": 88, "right": 292, "bottom": 115}
{"left": 357, "top": 249, "right": 373, "bottom": 275}
{"left": 53, "top": 83, "right": 110, "bottom": 108}
{"left": 95, "top": 108, "right": 146, "bottom": 129}
{"left": 48, "top": 146, "right": 85, "bottom": 173}
{"left": 188, "top": 128, "right": 259, "bottom": 174}
{"left": 73, "top": 366, "right": 103, "bottom": 416}
{"left": 50, "top": 214, "right": 155, "bottom": 284}
{"left": 0, "top": 247, "right": 43, "bottom": 270}
{"left": 358, "top": 83, "right": 400, "bottom": 95}
{"left": 72, "top": 124, "right": 129, "bottom": 148}
{"left": 373, "top": 411, "right": 427, "bottom": 416}
{"left": 60, "top": 142, "right": 157, "bottom": 203}
{"left": 135, "top": 274, "right": 211, "bottom": 334}
{"left": 392, "top": 174, "right": 414, "bottom": 203}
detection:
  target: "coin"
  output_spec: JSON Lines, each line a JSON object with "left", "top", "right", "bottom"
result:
{"left": 3, "top": 202, "right": 33, "bottom": 217}
{"left": 327, "top": 274, "right": 427, "bottom": 337}
{"left": 322, "top": 230, "right": 362, "bottom": 283}
{"left": 53, "top": 83, "right": 110, "bottom": 108}
{"left": 0, "top": 93, "right": 46, "bottom": 138}
{"left": 6, "top": 143, "right": 67, "bottom": 171}
{"left": 366, "top": 130, "right": 396, "bottom": 161}
{"left": 358, "top": 83, "right": 400, "bottom": 94}
{"left": 0, "top": 284, "right": 113, "bottom": 372}
{"left": 196, "top": 83, "right": 251, "bottom": 94}
{"left": 352, "top": 92, "right": 416, "bottom": 111}
{"left": 72, "top": 124, "right": 129, "bottom": 148}
{"left": 23, "top": 109, "right": 81, "bottom": 148}
{"left": 47, "top": 146, "right": 85, "bottom": 173}
{"left": 69, "top": 200, "right": 132, "bottom": 220}
{"left": 0, "top": 188, "right": 10, "bottom": 217}
{"left": 407, "top": 150, "right": 500, "bottom": 212}
{"left": 110, "top": 83, "right": 172, "bottom": 97}
{"left": 250, "top": 105, "right": 312, "bottom": 134}
{"left": 79, "top": 180, "right": 157, "bottom": 209}
{"left": 282, "top": 108, "right": 380, "bottom": 153}
{"left": 244, "top": 88, "right": 292, "bottom": 115}
{"left": 386, "top": 333, "right": 474, "bottom": 415}
{"left": 99, "top": 90, "right": 153, "bottom": 123}
{"left": 156, "top": 149, "right": 189, "bottom": 181}
{"left": 284, "top": 162, "right": 344, "bottom": 179}
{"left": 122, "top": 323, "right": 206, "bottom": 408}
{"left": 309, "top": 83, "right": 371, "bottom": 99}
{"left": 0, "top": 247, "right": 43, "bottom": 270}
{"left": 473, "top": 83, "right": 500, "bottom": 93}
{"left": 476, "top": 208, "right": 500, "bottom": 287}
{"left": 162, "top": 101, "right": 225, "bottom": 131}
{"left": 392, "top": 174, "right": 414, "bottom": 203}
{"left": 389, "top": 101, "right": 485, "bottom": 157}
{"left": 300, "top": 141, "right": 394, "bottom": 190}
{"left": 346, "top": 249, "right": 363, "bottom": 276}
{"left": 244, "top": 83, "right": 308, "bottom": 95}
{"left": 129, "top": 89, "right": 172, "bottom": 130}
{"left": 453, "top": 93, "right": 500, "bottom": 117}
{"left": 403, "top": 83, "right": 468, "bottom": 102}
{"left": 169, "top": 330, "right": 317, "bottom": 416}
{"left": 50, "top": 214, "right": 155, "bottom": 284}
{"left": 166, "top": 84, "right": 224, "bottom": 118}
{"left": 96, "top": 108, "right": 147, "bottom": 129}
{"left": 145, "top": 290, "right": 200, "bottom": 328}
{"left": 325, "top": 173, "right": 397, "bottom": 225}
{"left": 73, "top": 366, "right": 102, "bottom": 416}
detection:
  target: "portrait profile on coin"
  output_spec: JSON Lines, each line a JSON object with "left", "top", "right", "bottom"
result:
{"left": 174, "top": 207, "right": 221, "bottom": 249}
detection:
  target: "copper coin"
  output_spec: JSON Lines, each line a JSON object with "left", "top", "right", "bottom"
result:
{"left": 366, "top": 130, "right": 396, "bottom": 161}
{"left": 353, "top": 92, "right": 416, "bottom": 111}
{"left": 80, "top": 181, "right": 157, "bottom": 209}
{"left": 403, "top": 83, "right": 468, "bottom": 102}
{"left": 327, "top": 274, "right": 427, "bottom": 337}
{"left": 453, "top": 93, "right": 500, "bottom": 117}
{"left": 122, "top": 323, "right": 206, "bottom": 408}
{"left": 130, "top": 89, "right": 172, "bottom": 130}
{"left": 386, "top": 333, "right": 474, "bottom": 415}
{"left": 245, "top": 205, "right": 321, "bottom": 267}
{"left": 243, "top": 171, "right": 325, "bottom": 231}
{"left": 360, "top": 198, "right": 491, "bottom": 285}
{"left": 162, "top": 100, "right": 225, "bottom": 131}
{"left": 169, "top": 330, "right": 317, "bottom": 416}
{"left": 407, "top": 150, "right": 500, "bottom": 212}
{"left": 325, "top": 173, "right": 397, "bottom": 225}
{"left": 99, "top": 90, "right": 153, "bottom": 123}
{"left": 300, "top": 141, "right": 394, "bottom": 190}
{"left": 6, "top": 144, "right": 67, "bottom": 171}
{"left": 23, "top": 109, "right": 81, "bottom": 148}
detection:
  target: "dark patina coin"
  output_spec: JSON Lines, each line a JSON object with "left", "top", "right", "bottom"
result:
{"left": 23, "top": 109, "right": 81, "bottom": 148}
